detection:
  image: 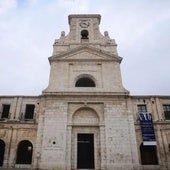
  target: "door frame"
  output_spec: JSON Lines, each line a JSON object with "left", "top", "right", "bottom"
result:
{"left": 77, "top": 133, "right": 94, "bottom": 169}
{"left": 71, "top": 127, "right": 100, "bottom": 170}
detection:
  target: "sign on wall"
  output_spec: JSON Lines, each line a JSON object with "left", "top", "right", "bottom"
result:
{"left": 138, "top": 112, "right": 157, "bottom": 145}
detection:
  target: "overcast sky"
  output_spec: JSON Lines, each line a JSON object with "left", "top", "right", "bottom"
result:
{"left": 0, "top": 0, "right": 170, "bottom": 96}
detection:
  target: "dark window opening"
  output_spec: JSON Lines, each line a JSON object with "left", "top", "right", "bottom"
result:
{"left": 1, "top": 104, "right": 10, "bottom": 119}
{"left": 16, "top": 140, "right": 33, "bottom": 164}
{"left": 137, "top": 104, "right": 147, "bottom": 113}
{"left": 81, "top": 30, "right": 89, "bottom": 39}
{"left": 24, "top": 104, "right": 35, "bottom": 119}
{"left": 163, "top": 105, "right": 170, "bottom": 120}
{"left": 140, "top": 143, "right": 158, "bottom": 165}
{"left": 75, "top": 77, "right": 95, "bottom": 87}
{"left": 77, "top": 134, "right": 94, "bottom": 169}
{"left": 0, "top": 139, "right": 5, "bottom": 166}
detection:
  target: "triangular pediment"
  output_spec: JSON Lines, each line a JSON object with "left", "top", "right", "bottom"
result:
{"left": 49, "top": 46, "right": 122, "bottom": 63}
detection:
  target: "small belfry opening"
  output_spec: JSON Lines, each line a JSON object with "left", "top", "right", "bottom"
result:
{"left": 81, "top": 30, "right": 89, "bottom": 39}
{"left": 75, "top": 77, "right": 95, "bottom": 87}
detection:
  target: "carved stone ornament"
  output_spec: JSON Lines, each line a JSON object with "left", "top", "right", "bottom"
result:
{"left": 0, "top": 130, "right": 6, "bottom": 138}
{"left": 79, "top": 20, "right": 90, "bottom": 28}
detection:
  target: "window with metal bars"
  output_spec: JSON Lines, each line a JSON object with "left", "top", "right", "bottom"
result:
{"left": 24, "top": 104, "right": 35, "bottom": 120}
{"left": 163, "top": 105, "right": 170, "bottom": 120}
{"left": 1, "top": 104, "right": 10, "bottom": 119}
{"left": 137, "top": 104, "right": 147, "bottom": 113}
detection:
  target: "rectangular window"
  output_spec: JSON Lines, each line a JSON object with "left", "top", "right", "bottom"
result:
{"left": 24, "top": 104, "right": 35, "bottom": 119}
{"left": 1, "top": 104, "right": 10, "bottom": 118}
{"left": 163, "top": 105, "right": 170, "bottom": 120}
{"left": 137, "top": 104, "right": 147, "bottom": 113}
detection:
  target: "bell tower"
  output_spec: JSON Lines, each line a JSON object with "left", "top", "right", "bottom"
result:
{"left": 43, "top": 14, "right": 128, "bottom": 95}
{"left": 68, "top": 14, "right": 101, "bottom": 42}
{"left": 36, "top": 14, "right": 140, "bottom": 170}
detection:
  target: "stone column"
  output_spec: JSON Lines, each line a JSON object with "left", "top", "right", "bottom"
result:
{"left": 128, "top": 115, "right": 142, "bottom": 170}
{"left": 66, "top": 125, "right": 72, "bottom": 170}
{"left": 10, "top": 97, "right": 17, "bottom": 120}
{"left": 157, "top": 128, "right": 168, "bottom": 170}
{"left": 155, "top": 97, "right": 163, "bottom": 120}
{"left": 161, "top": 130, "right": 170, "bottom": 169}
{"left": 15, "top": 97, "right": 22, "bottom": 120}
{"left": 8, "top": 128, "right": 17, "bottom": 168}
{"left": 33, "top": 114, "right": 45, "bottom": 169}
{"left": 100, "top": 125, "right": 106, "bottom": 170}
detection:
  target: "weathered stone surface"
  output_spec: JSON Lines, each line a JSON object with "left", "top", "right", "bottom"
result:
{"left": 0, "top": 14, "right": 170, "bottom": 170}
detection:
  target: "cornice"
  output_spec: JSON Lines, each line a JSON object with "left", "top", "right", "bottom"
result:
{"left": 68, "top": 14, "right": 101, "bottom": 24}
{"left": 49, "top": 45, "right": 122, "bottom": 63}
{"left": 40, "top": 91, "right": 130, "bottom": 98}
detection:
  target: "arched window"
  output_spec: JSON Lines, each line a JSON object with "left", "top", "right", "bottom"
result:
{"left": 75, "top": 77, "right": 95, "bottom": 87}
{"left": 16, "top": 140, "right": 33, "bottom": 164}
{"left": 0, "top": 139, "right": 5, "bottom": 166}
{"left": 140, "top": 143, "right": 158, "bottom": 165}
{"left": 81, "top": 30, "right": 89, "bottom": 39}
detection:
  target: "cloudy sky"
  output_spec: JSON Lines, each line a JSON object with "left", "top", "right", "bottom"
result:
{"left": 0, "top": 0, "right": 170, "bottom": 96}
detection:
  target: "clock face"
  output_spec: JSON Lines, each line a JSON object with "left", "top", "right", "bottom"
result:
{"left": 79, "top": 20, "right": 90, "bottom": 28}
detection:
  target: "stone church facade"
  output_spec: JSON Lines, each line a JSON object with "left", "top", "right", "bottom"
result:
{"left": 0, "top": 14, "right": 170, "bottom": 170}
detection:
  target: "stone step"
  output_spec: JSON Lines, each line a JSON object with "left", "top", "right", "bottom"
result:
{"left": 0, "top": 169, "right": 31, "bottom": 170}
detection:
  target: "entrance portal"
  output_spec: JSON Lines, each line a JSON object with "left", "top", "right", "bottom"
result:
{"left": 0, "top": 139, "right": 5, "bottom": 166}
{"left": 77, "top": 134, "right": 94, "bottom": 169}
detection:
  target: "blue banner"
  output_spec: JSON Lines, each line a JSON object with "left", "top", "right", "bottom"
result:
{"left": 138, "top": 112, "right": 156, "bottom": 145}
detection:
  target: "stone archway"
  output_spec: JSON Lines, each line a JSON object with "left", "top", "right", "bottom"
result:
{"left": 71, "top": 107, "right": 100, "bottom": 170}
{"left": 0, "top": 139, "right": 5, "bottom": 166}
{"left": 72, "top": 107, "right": 99, "bottom": 126}
{"left": 16, "top": 140, "right": 33, "bottom": 164}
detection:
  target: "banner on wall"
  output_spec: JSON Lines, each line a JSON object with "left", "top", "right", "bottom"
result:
{"left": 138, "top": 112, "right": 157, "bottom": 145}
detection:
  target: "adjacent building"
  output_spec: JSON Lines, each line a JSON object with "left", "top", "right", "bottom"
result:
{"left": 0, "top": 14, "right": 170, "bottom": 170}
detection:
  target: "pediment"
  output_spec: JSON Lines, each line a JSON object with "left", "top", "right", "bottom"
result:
{"left": 49, "top": 46, "right": 122, "bottom": 63}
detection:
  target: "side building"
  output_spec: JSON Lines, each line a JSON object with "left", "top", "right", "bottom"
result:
{"left": 0, "top": 14, "right": 170, "bottom": 170}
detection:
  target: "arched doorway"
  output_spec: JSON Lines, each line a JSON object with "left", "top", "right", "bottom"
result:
{"left": 71, "top": 107, "right": 100, "bottom": 169}
{"left": 16, "top": 140, "right": 33, "bottom": 164}
{"left": 0, "top": 139, "right": 5, "bottom": 166}
{"left": 140, "top": 143, "right": 158, "bottom": 165}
